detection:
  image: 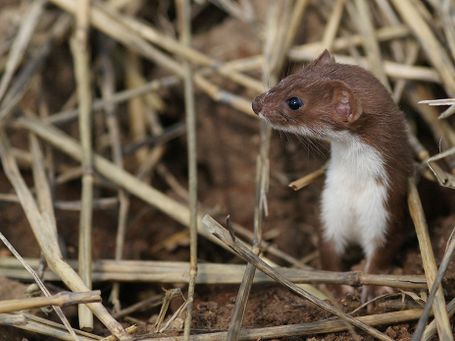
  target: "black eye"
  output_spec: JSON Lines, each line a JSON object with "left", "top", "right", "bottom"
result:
{"left": 287, "top": 97, "right": 303, "bottom": 110}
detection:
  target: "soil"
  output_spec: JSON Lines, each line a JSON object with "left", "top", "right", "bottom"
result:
{"left": 0, "top": 1, "right": 454, "bottom": 341}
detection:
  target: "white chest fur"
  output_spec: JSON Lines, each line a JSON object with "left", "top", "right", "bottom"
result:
{"left": 321, "top": 136, "right": 389, "bottom": 259}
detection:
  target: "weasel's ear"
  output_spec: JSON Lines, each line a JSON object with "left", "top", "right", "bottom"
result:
{"left": 312, "top": 49, "right": 335, "bottom": 66}
{"left": 331, "top": 81, "right": 362, "bottom": 123}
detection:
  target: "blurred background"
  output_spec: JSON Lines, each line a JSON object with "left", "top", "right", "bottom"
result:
{"left": 0, "top": 0, "right": 454, "bottom": 340}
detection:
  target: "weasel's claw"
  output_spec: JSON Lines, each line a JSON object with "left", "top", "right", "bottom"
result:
{"left": 361, "top": 285, "right": 394, "bottom": 312}
{"left": 321, "top": 284, "right": 355, "bottom": 299}
{"left": 340, "top": 284, "right": 355, "bottom": 296}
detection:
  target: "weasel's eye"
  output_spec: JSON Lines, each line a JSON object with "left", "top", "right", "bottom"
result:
{"left": 287, "top": 97, "right": 303, "bottom": 110}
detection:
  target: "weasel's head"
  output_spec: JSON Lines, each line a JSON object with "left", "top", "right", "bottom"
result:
{"left": 252, "top": 50, "right": 362, "bottom": 139}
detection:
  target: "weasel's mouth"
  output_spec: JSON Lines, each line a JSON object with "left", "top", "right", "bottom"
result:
{"left": 260, "top": 115, "right": 326, "bottom": 140}
{"left": 258, "top": 112, "right": 286, "bottom": 127}
{"left": 257, "top": 111, "right": 271, "bottom": 122}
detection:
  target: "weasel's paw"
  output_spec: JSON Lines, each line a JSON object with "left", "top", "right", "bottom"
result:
{"left": 361, "top": 285, "right": 394, "bottom": 311}
{"left": 321, "top": 284, "right": 355, "bottom": 299}
{"left": 340, "top": 284, "right": 356, "bottom": 296}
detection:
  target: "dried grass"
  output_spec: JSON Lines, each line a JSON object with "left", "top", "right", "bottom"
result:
{"left": 0, "top": 1, "right": 454, "bottom": 340}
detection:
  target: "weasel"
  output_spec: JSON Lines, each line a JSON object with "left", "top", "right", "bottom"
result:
{"left": 252, "top": 50, "right": 413, "bottom": 302}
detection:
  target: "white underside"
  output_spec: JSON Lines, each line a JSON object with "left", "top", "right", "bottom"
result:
{"left": 259, "top": 115, "right": 390, "bottom": 262}
{"left": 321, "top": 133, "right": 389, "bottom": 261}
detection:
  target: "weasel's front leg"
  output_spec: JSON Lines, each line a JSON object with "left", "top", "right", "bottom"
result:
{"left": 320, "top": 183, "right": 356, "bottom": 297}
{"left": 319, "top": 236, "right": 355, "bottom": 297}
{"left": 361, "top": 225, "right": 404, "bottom": 305}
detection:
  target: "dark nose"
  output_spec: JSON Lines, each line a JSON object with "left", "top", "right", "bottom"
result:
{"left": 252, "top": 95, "right": 263, "bottom": 115}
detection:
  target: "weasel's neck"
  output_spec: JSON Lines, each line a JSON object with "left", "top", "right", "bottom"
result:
{"left": 328, "top": 136, "right": 388, "bottom": 184}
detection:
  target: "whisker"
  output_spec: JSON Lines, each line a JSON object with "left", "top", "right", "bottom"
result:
{"left": 263, "top": 112, "right": 328, "bottom": 161}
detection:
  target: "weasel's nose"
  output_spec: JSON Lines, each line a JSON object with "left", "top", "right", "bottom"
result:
{"left": 252, "top": 96, "right": 263, "bottom": 115}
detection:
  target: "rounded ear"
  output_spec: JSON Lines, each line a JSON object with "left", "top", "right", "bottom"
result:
{"left": 331, "top": 81, "right": 362, "bottom": 123}
{"left": 311, "top": 49, "right": 336, "bottom": 67}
